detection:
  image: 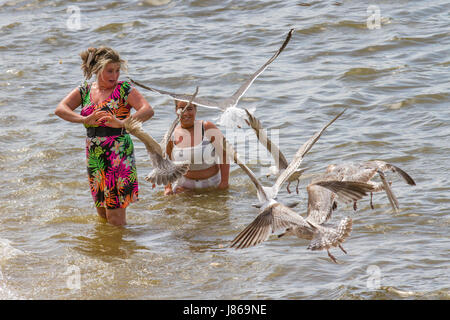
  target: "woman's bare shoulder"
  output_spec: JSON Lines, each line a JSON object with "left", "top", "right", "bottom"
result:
{"left": 203, "top": 120, "right": 219, "bottom": 130}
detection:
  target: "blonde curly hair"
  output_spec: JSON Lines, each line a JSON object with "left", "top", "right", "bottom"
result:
{"left": 80, "top": 46, "right": 127, "bottom": 80}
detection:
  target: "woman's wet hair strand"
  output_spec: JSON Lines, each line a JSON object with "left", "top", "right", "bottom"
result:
{"left": 80, "top": 46, "right": 127, "bottom": 80}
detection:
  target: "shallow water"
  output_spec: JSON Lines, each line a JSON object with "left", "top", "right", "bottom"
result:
{"left": 0, "top": 0, "right": 449, "bottom": 300}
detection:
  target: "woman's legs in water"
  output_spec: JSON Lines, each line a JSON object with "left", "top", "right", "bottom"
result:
{"left": 96, "top": 207, "right": 126, "bottom": 226}
{"left": 96, "top": 207, "right": 107, "bottom": 219}
{"left": 106, "top": 208, "right": 126, "bottom": 226}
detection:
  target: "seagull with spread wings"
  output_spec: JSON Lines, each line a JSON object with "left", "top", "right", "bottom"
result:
{"left": 244, "top": 108, "right": 313, "bottom": 194}
{"left": 225, "top": 110, "right": 375, "bottom": 263}
{"left": 128, "top": 29, "right": 294, "bottom": 128}
{"left": 323, "top": 160, "right": 416, "bottom": 212}
{"left": 123, "top": 87, "right": 200, "bottom": 186}
{"left": 278, "top": 161, "right": 416, "bottom": 249}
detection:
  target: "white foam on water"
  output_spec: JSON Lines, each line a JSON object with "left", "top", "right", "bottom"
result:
{"left": 0, "top": 238, "right": 25, "bottom": 300}
{"left": 0, "top": 238, "right": 24, "bottom": 263}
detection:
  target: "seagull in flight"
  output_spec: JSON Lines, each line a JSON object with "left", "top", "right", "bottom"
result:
{"left": 224, "top": 110, "right": 374, "bottom": 262}
{"left": 275, "top": 161, "right": 416, "bottom": 261}
{"left": 123, "top": 87, "right": 200, "bottom": 186}
{"left": 323, "top": 160, "right": 416, "bottom": 212}
{"left": 128, "top": 28, "right": 295, "bottom": 128}
{"left": 244, "top": 108, "right": 319, "bottom": 194}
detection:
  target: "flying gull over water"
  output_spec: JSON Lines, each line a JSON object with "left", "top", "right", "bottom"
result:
{"left": 244, "top": 109, "right": 347, "bottom": 194}
{"left": 123, "top": 87, "right": 200, "bottom": 186}
{"left": 291, "top": 160, "right": 416, "bottom": 234}
{"left": 323, "top": 160, "right": 416, "bottom": 212}
{"left": 225, "top": 110, "right": 374, "bottom": 263}
{"left": 128, "top": 28, "right": 295, "bottom": 128}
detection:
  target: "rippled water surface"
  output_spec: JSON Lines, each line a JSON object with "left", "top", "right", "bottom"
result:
{"left": 0, "top": 0, "right": 449, "bottom": 300}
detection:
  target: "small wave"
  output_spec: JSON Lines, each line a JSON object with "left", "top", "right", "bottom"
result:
{"left": 390, "top": 32, "right": 449, "bottom": 45}
{"left": 340, "top": 65, "right": 408, "bottom": 82}
{"left": 298, "top": 16, "right": 390, "bottom": 37}
{"left": 0, "top": 283, "right": 23, "bottom": 300}
{"left": 94, "top": 21, "right": 145, "bottom": 33}
{"left": 382, "top": 286, "right": 425, "bottom": 298}
{"left": 336, "top": 20, "right": 367, "bottom": 30}
{"left": 140, "top": 0, "right": 171, "bottom": 6}
{"left": 27, "top": 149, "right": 65, "bottom": 162}
{"left": 339, "top": 67, "right": 384, "bottom": 82}
{"left": 0, "top": 115, "right": 19, "bottom": 127}
{"left": 297, "top": 23, "right": 327, "bottom": 35}
{"left": 0, "top": 22, "right": 21, "bottom": 31}
{"left": 5, "top": 69, "right": 24, "bottom": 78}
{"left": 386, "top": 93, "right": 449, "bottom": 110}
{"left": 343, "top": 67, "right": 380, "bottom": 76}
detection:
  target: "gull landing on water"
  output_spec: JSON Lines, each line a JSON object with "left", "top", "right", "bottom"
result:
{"left": 245, "top": 109, "right": 346, "bottom": 194}
{"left": 123, "top": 87, "right": 200, "bottom": 186}
{"left": 128, "top": 29, "right": 295, "bottom": 128}
{"left": 225, "top": 110, "right": 374, "bottom": 263}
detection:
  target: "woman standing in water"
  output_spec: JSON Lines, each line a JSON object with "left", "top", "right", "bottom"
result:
{"left": 55, "top": 47, "right": 154, "bottom": 226}
{"left": 164, "top": 100, "right": 230, "bottom": 195}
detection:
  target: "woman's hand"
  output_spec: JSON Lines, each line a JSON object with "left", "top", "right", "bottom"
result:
{"left": 83, "top": 110, "right": 109, "bottom": 126}
{"left": 97, "top": 112, "right": 125, "bottom": 128}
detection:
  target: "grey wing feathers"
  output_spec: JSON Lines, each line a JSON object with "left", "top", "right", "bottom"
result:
{"left": 306, "top": 184, "right": 336, "bottom": 225}
{"left": 128, "top": 78, "right": 221, "bottom": 110}
{"left": 221, "top": 136, "right": 269, "bottom": 203}
{"left": 144, "top": 158, "right": 190, "bottom": 186}
{"left": 124, "top": 117, "right": 189, "bottom": 185}
{"left": 245, "top": 109, "right": 289, "bottom": 170}
{"left": 230, "top": 206, "right": 274, "bottom": 249}
{"left": 378, "top": 162, "right": 416, "bottom": 186}
{"left": 124, "top": 117, "right": 163, "bottom": 156}
{"left": 305, "top": 180, "right": 374, "bottom": 225}
{"left": 230, "top": 203, "right": 309, "bottom": 249}
{"left": 272, "top": 109, "right": 346, "bottom": 197}
{"left": 228, "top": 29, "right": 294, "bottom": 108}
{"left": 127, "top": 29, "right": 294, "bottom": 112}
{"left": 313, "top": 180, "right": 375, "bottom": 204}
{"left": 377, "top": 170, "right": 400, "bottom": 211}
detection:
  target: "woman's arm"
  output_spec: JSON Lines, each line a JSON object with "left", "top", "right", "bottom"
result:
{"left": 204, "top": 121, "right": 230, "bottom": 189}
{"left": 127, "top": 88, "right": 154, "bottom": 122}
{"left": 55, "top": 88, "right": 108, "bottom": 126}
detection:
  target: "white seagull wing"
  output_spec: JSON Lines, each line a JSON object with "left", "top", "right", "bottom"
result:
{"left": 245, "top": 109, "right": 289, "bottom": 170}
{"left": 226, "top": 28, "right": 294, "bottom": 109}
{"left": 127, "top": 29, "right": 294, "bottom": 112}
{"left": 124, "top": 117, "right": 162, "bottom": 156}
{"left": 221, "top": 136, "right": 269, "bottom": 204}
{"left": 230, "top": 202, "right": 309, "bottom": 249}
{"left": 272, "top": 109, "right": 346, "bottom": 198}
{"left": 124, "top": 117, "right": 189, "bottom": 185}
{"left": 128, "top": 78, "right": 221, "bottom": 110}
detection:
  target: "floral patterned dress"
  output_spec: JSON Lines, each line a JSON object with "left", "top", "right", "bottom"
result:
{"left": 79, "top": 80, "right": 139, "bottom": 209}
